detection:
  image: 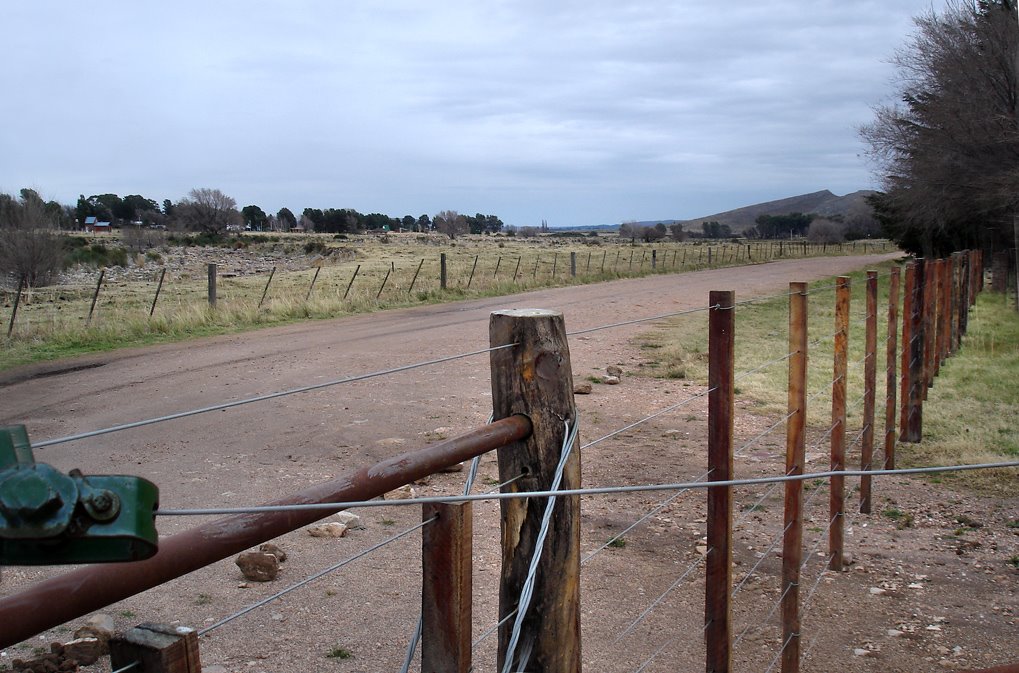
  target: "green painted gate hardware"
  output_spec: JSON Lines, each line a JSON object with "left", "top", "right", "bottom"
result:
{"left": 0, "top": 425, "right": 159, "bottom": 565}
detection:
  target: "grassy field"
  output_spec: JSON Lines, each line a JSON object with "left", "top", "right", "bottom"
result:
{"left": 0, "top": 231, "right": 893, "bottom": 369}
{"left": 640, "top": 264, "right": 1018, "bottom": 495}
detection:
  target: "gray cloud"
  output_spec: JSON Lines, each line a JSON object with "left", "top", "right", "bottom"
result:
{"left": 2, "top": 0, "right": 931, "bottom": 226}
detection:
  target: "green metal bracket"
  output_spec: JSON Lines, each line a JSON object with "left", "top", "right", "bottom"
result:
{"left": 0, "top": 425, "right": 159, "bottom": 565}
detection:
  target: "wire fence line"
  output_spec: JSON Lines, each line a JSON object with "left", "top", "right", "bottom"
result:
{"left": 153, "top": 460, "right": 1019, "bottom": 517}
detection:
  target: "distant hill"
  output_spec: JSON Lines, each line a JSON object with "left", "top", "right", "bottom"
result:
{"left": 562, "top": 190, "right": 876, "bottom": 233}
{"left": 679, "top": 190, "right": 876, "bottom": 234}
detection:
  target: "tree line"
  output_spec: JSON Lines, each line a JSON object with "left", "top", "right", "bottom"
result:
{"left": 860, "top": 0, "right": 1018, "bottom": 267}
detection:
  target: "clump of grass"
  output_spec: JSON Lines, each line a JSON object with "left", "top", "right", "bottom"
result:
{"left": 607, "top": 537, "right": 627, "bottom": 549}
{"left": 326, "top": 645, "right": 353, "bottom": 660}
{"left": 882, "top": 508, "right": 914, "bottom": 529}
{"left": 195, "top": 593, "right": 213, "bottom": 605}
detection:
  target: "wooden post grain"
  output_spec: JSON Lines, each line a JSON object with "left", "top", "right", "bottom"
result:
{"left": 922, "top": 258, "right": 937, "bottom": 395}
{"left": 860, "top": 271, "right": 878, "bottom": 514}
{"left": 898, "top": 263, "right": 916, "bottom": 441}
{"left": 884, "top": 267, "right": 900, "bottom": 470}
{"left": 905, "top": 261, "right": 925, "bottom": 442}
{"left": 706, "top": 290, "right": 735, "bottom": 673}
{"left": 829, "top": 276, "right": 850, "bottom": 570}
{"left": 109, "top": 623, "right": 201, "bottom": 673}
{"left": 489, "top": 309, "right": 580, "bottom": 673}
{"left": 421, "top": 501, "right": 472, "bottom": 673}
{"left": 781, "top": 282, "right": 808, "bottom": 673}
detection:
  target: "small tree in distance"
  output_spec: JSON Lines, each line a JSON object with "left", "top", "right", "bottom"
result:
{"left": 175, "top": 188, "right": 241, "bottom": 235}
{"left": 434, "top": 210, "right": 468, "bottom": 239}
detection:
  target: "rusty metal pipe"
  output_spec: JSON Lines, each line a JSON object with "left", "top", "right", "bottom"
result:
{"left": 0, "top": 415, "right": 531, "bottom": 648}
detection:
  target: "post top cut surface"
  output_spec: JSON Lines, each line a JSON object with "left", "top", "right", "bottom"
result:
{"left": 491, "top": 308, "right": 561, "bottom": 318}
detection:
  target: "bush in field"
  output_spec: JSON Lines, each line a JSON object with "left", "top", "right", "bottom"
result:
{"left": 0, "top": 190, "right": 65, "bottom": 288}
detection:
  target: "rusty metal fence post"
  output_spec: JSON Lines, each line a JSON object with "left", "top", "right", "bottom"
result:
{"left": 781, "top": 282, "right": 808, "bottom": 673}
{"left": 489, "top": 309, "right": 581, "bottom": 673}
{"left": 706, "top": 290, "right": 735, "bottom": 673}
{"left": 422, "top": 501, "right": 472, "bottom": 673}
{"left": 884, "top": 267, "right": 900, "bottom": 470}
{"left": 829, "top": 276, "right": 850, "bottom": 570}
{"left": 860, "top": 271, "right": 878, "bottom": 514}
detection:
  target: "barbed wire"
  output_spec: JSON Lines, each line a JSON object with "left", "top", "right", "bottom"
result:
{"left": 566, "top": 304, "right": 716, "bottom": 336}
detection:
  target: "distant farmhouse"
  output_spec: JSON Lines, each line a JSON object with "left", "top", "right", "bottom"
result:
{"left": 83, "top": 216, "right": 111, "bottom": 233}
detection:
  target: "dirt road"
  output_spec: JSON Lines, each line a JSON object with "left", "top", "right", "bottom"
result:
{"left": 8, "top": 251, "right": 1015, "bottom": 673}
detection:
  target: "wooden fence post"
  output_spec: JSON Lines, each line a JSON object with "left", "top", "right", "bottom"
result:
{"left": 86, "top": 268, "right": 106, "bottom": 327}
{"left": 149, "top": 268, "right": 166, "bottom": 318}
{"left": 258, "top": 267, "right": 276, "bottom": 309}
{"left": 110, "top": 623, "right": 201, "bottom": 673}
{"left": 651, "top": 249, "right": 657, "bottom": 269}
{"left": 706, "top": 290, "right": 735, "bottom": 673}
{"left": 207, "top": 263, "right": 217, "bottom": 308}
{"left": 992, "top": 251, "right": 1008, "bottom": 293}
{"left": 860, "top": 271, "right": 878, "bottom": 514}
{"left": 922, "top": 258, "right": 937, "bottom": 396}
{"left": 900, "top": 262, "right": 923, "bottom": 443}
{"left": 960, "top": 252, "right": 971, "bottom": 337}
{"left": 6, "top": 276, "right": 25, "bottom": 337}
{"left": 409, "top": 259, "right": 425, "bottom": 294}
{"left": 343, "top": 264, "right": 360, "bottom": 299}
{"left": 440, "top": 253, "right": 448, "bottom": 290}
{"left": 467, "top": 255, "right": 479, "bottom": 289}
{"left": 781, "top": 282, "right": 808, "bottom": 673}
{"left": 829, "top": 276, "right": 850, "bottom": 570}
{"left": 570, "top": 251, "right": 577, "bottom": 277}
{"left": 934, "top": 259, "right": 947, "bottom": 373}
{"left": 489, "top": 309, "right": 580, "bottom": 673}
{"left": 884, "top": 267, "right": 900, "bottom": 470}
{"left": 422, "top": 501, "right": 472, "bottom": 673}
{"left": 305, "top": 266, "right": 321, "bottom": 301}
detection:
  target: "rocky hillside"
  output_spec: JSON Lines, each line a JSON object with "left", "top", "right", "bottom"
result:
{"left": 679, "top": 189, "right": 876, "bottom": 233}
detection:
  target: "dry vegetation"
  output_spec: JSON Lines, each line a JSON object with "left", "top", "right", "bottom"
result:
{"left": 1, "top": 231, "right": 892, "bottom": 368}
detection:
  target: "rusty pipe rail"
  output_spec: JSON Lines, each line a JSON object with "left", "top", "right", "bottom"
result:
{"left": 0, "top": 415, "right": 532, "bottom": 648}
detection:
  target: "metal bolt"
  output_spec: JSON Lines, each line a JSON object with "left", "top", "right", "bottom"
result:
{"left": 90, "top": 492, "right": 113, "bottom": 513}
{"left": 0, "top": 469, "right": 64, "bottom": 520}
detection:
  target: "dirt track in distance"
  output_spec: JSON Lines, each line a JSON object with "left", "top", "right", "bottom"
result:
{"left": 4, "top": 251, "right": 1016, "bottom": 673}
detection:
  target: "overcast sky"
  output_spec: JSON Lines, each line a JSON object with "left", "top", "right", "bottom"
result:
{"left": 2, "top": 1, "right": 933, "bottom": 227}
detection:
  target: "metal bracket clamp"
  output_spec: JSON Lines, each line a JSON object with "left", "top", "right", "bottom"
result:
{"left": 0, "top": 425, "right": 159, "bottom": 565}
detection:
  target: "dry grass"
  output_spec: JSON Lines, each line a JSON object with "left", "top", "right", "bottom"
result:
{"left": 0, "top": 232, "right": 893, "bottom": 368}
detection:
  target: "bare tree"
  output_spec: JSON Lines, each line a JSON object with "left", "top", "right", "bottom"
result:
{"left": 0, "top": 191, "right": 65, "bottom": 288}
{"left": 434, "top": 210, "right": 468, "bottom": 239}
{"left": 860, "top": 0, "right": 1019, "bottom": 268}
{"left": 174, "top": 188, "right": 242, "bottom": 235}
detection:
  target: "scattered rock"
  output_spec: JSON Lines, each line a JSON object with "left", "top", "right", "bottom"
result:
{"left": 602, "top": 375, "right": 621, "bottom": 385}
{"left": 235, "top": 551, "right": 280, "bottom": 582}
{"left": 853, "top": 648, "right": 871, "bottom": 657}
{"left": 62, "top": 638, "right": 103, "bottom": 666}
{"left": 606, "top": 365, "right": 623, "bottom": 378}
{"left": 334, "top": 512, "right": 362, "bottom": 528}
{"left": 438, "top": 462, "right": 465, "bottom": 473}
{"left": 307, "top": 522, "right": 348, "bottom": 538}
{"left": 73, "top": 614, "right": 115, "bottom": 650}
{"left": 385, "top": 485, "right": 417, "bottom": 500}
{"left": 259, "top": 543, "right": 287, "bottom": 563}
{"left": 203, "top": 666, "right": 230, "bottom": 673}
{"left": 887, "top": 629, "right": 904, "bottom": 638}
{"left": 869, "top": 587, "right": 887, "bottom": 595}
{"left": 573, "top": 382, "right": 593, "bottom": 395}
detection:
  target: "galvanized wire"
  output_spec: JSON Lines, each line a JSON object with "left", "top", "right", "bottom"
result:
{"left": 566, "top": 304, "right": 717, "bottom": 337}
{"left": 501, "top": 418, "right": 579, "bottom": 673}
{"left": 156, "top": 461, "right": 1019, "bottom": 516}
{"left": 34, "top": 343, "right": 519, "bottom": 448}
{"left": 613, "top": 555, "right": 706, "bottom": 644}
{"left": 580, "top": 387, "right": 715, "bottom": 451}
{"left": 198, "top": 516, "right": 435, "bottom": 637}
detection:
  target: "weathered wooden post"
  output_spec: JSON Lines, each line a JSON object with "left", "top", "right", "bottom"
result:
{"left": 934, "top": 259, "right": 947, "bottom": 372}
{"left": 706, "top": 290, "right": 735, "bottom": 673}
{"left": 898, "top": 262, "right": 916, "bottom": 440}
{"left": 489, "top": 309, "right": 580, "bottom": 673}
{"left": 781, "top": 282, "right": 808, "bottom": 673}
{"left": 409, "top": 259, "right": 425, "bottom": 294}
{"left": 829, "top": 276, "right": 850, "bottom": 570}
{"left": 992, "top": 251, "right": 1008, "bottom": 293}
{"left": 6, "top": 276, "right": 25, "bottom": 337}
{"left": 467, "top": 255, "right": 479, "bottom": 289}
{"left": 421, "top": 501, "right": 472, "bottom": 673}
{"left": 922, "top": 258, "right": 937, "bottom": 395}
{"left": 860, "top": 271, "right": 878, "bottom": 513}
{"left": 86, "top": 267, "right": 106, "bottom": 326}
{"left": 959, "top": 251, "right": 971, "bottom": 337}
{"left": 343, "top": 264, "right": 360, "bottom": 299}
{"left": 207, "top": 263, "right": 217, "bottom": 308}
{"left": 258, "top": 267, "right": 276, "bottom": 309}
{"left": 651, "top": 249, "right": 657, "bottom": 269}
{"left": 109, "top": 623, "right": 201, "bottom": 673}
{"left": 149, "top": 268, "right": 167, "bottom": 318}
{"left": 305, "top": 266, "right": 321, "bottom": 301}
{"left": 901, "top": 261, "right": 925, "bottom": 442}
{"left": 440, "top": 253, "right": 448, "bottom": 290}
{"left": 570, "top": 251, "right": 577, "bottom": 277}
{"left": 884, "top": 267, "right": 900, "bottom": 470}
